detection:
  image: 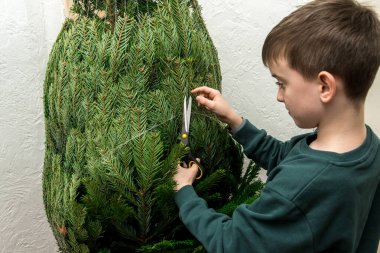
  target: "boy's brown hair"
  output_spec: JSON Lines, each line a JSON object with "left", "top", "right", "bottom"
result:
{"left": 262, "top": 0, "right": 380, "bottom": 101}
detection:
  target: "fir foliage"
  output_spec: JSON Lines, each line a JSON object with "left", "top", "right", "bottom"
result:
{"left": 43, "top": 0, "right": 262, "bottom": 252}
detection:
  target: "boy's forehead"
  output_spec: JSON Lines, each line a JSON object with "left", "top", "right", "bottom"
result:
{"left": 268, "top": 58, "right": 289, "bottom": 73}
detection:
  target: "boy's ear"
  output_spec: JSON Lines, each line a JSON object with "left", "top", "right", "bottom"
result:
{"left": 317, "top": 71, "right": 337, "bottom": 103}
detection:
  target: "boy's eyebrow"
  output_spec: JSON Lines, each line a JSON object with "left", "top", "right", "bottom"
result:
{"left": 271, "top": 73, "right": 286, "bottom": 82}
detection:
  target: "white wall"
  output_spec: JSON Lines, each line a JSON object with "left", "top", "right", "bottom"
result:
{"left": 0, "top": 0, "right": 378, "bottom": 252}
{"left": 0, "top": 0, "right": 64, "bottom": 251}
{"left": 365, "top": 0, "right": 380, "bottom": 135}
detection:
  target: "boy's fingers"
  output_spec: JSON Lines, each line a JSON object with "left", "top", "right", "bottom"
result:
{"left": 190, "top": 160, "right": 200, "bottom": 173}
{"left": 192, "top": 86, "right": 210, "bottom": 94}
{"left": 190, "top": 159, "right": 201, "bottom": 168}
{"left": 192, "top": 86, "right": 218, "bottom": 97}
{"left": 196, "top": 96, "right": 215, "bottom": 109}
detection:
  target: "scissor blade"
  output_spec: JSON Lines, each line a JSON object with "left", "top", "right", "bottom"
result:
{"left": 187, "top": 96, "right": 192, "bottom": 131}
{"left": 183, "top": 96, "right": 188, "bottom": 132}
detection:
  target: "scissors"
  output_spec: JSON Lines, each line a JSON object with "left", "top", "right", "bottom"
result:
{"left": 180, "top": 96, "right": 204, "bottom": 180}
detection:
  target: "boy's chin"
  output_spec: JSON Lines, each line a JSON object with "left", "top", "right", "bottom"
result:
{"left": 292, "top": 119, "right": 317, "bottom": 129}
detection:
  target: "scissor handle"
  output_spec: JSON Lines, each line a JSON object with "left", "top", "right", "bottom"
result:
{"left": 182, "top": 154, "right": 204, "bottom": 180}
{"left": 189, "top": 161, "right": 203, "bottom": 180}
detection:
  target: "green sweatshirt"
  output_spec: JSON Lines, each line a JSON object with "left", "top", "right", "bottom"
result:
{"left": 175, "top": 120, "right": 380, "bottom": 253}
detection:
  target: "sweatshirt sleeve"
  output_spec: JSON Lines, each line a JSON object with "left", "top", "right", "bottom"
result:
{"left": 232, "top": 120, "right": 305, "bottom": 171}
{"left": 175, "top": 185, "right": 314, "bottom": 253}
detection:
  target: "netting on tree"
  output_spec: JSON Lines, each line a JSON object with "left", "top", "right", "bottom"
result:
{"left": 43, "top": 1, "right": 262, "bottom": 252}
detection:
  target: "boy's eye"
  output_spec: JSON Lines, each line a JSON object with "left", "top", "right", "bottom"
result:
{"left": 275, "top": 81, "right": 285, "bottom": 88}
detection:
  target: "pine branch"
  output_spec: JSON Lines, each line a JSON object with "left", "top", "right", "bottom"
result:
{"left": 155, "top": 4, "right": 181, "bottom": 58}
{"left": 110, "top": 16, "right": 136, "bottom": 73}
{"left": 195, "top": 169, "right": 226, "bottom": 195}
{"left": 139, "top": 239, "right": 198, "bottom": 253}
{"left": 169, "top": 0, "right": 191, "bottom": 57}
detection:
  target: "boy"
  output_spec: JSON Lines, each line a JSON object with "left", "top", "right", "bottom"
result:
{"left": 173, "top": 0, "right": 380, "bottom": 252}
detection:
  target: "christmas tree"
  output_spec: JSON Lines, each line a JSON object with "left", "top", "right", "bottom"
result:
{"left": 43, "top": 0, "right": 263, "bottom": 252}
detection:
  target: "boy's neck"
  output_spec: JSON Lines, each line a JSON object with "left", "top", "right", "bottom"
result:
{"left": 310, "top": 103, "right": 367, "bottom": 154}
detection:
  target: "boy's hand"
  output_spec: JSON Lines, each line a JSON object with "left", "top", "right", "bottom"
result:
{"left": 192, "top": 86, "right": 243, "bottom": 130}
{"left": 173, "top": 161, "right": 200, "bottom": 191}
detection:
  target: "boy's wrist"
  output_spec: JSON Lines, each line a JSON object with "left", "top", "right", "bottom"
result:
{"left": 227, "top": 114, "right": 244, "bottom": 131}
{"left": 175, "top": 182, "right": 192, "bottom": 192}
